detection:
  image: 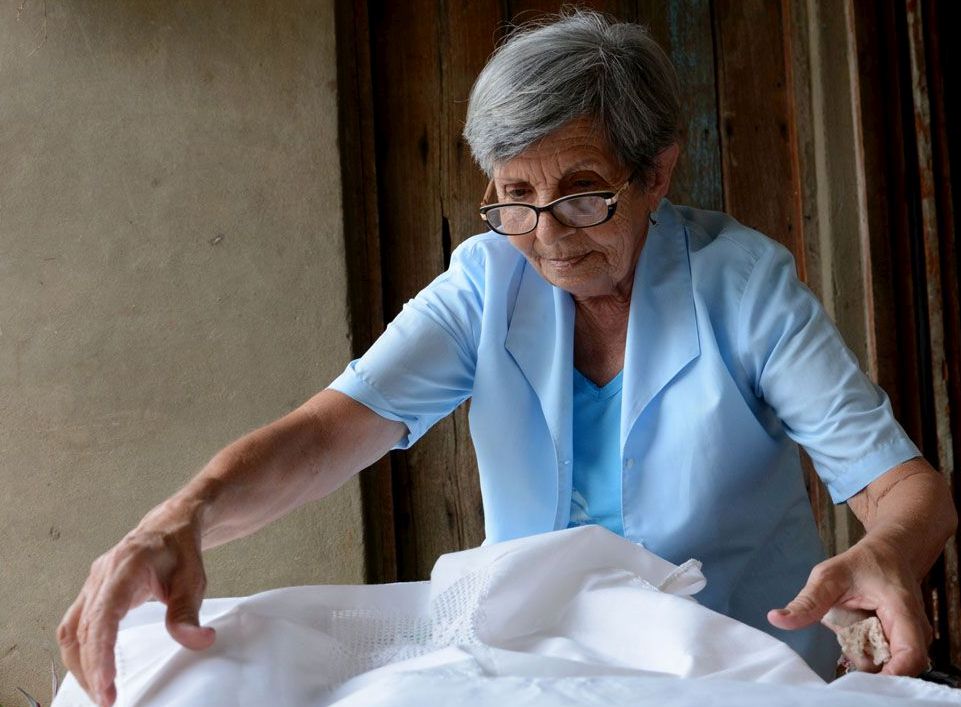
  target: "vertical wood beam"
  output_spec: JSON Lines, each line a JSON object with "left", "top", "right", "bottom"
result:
{"left": 335, "top": 0, "right": 396, "bottom": 583}
{"left": 850, "top": 2, "right": 924, "bottom": 444}
{"left": 785, "top": 0, "right": 835, "bottom": 552}
{"left": 434, "top": 0, "right": 508, "bottom": 569}
{"left": 638, "top": 0, "right": 722, "bottom": 211}
{"left": 905, "top": 0, "right": 960, "bottom": 666}
{"left": 850, "top": 0, "right": 960, "bottom": 668}
{"left": 368, "top": 0, "right": 447, "bottom": 580}
{"left": 713, "top": 0, "right": 805, "bottom": 276}
{"left": 923, "top": 0, "right": 961, "bottom": 663}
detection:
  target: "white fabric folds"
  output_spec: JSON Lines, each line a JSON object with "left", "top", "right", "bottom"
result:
{"left": 54, "top": 526, "right": 960, "bottom": 706}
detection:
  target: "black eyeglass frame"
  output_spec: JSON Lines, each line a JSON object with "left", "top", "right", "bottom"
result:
{"left": 478, "top": 175, "right": 634, "bottom": 236}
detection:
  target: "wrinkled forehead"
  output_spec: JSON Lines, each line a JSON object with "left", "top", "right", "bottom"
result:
{"left": 491, "top": 117, "right": 624, "bottom": 183}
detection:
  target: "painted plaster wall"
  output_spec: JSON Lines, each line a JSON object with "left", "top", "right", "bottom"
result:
{"left": 0, "top": 1, "right": 363, "bottom": 701}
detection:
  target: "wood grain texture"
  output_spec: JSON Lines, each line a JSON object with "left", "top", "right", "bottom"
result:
{"left": 435, "top": 0, "right": 508, "bottom": 570}
{"left": 442, "top": 0, "right": 502, "bottom": 250}
{"left": 924, "top": 0, "right": 961, "bottom": 665}
{"left": 783, "top": 0, "right": 835, "bottom": 553}
{"left": 905, "top": 0, "right": 960, "bottom": 667}
{"left": 335, "top": 0, "right": 396, "bottom": 583}
{"left": 373, "top": 2, "right": 501, "bottom": 580}
{"left": 713, "top": 0, "right": 805, "bottom": 278}
{"left": 368, "top": 0, "right": 469, "bottom": 581}
{"left": 851, "top": 1, "right": 924, "bottom": 444}
{"left": 638, "top": 0, "right": 722, "bottom": 210}
{"left": 850, "top": 0, "right": 960, "bottom": 668}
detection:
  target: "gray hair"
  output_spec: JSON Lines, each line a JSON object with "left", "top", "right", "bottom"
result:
{"left": 463, "top": 10, "right": 681, "bottom": 183}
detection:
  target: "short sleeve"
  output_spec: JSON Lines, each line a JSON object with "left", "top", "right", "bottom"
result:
{"left": 327, "top": 241, "right": 485, "bottom": 449}
{"left": 737, "top": 242, "right": 921, "bottom": 503}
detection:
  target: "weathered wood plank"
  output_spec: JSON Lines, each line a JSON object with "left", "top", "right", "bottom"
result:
{"left": 334, "top": 0, "right": 396, "bottom": 583}
{"left": 924, "top": 0, "right": 961, "bottom": 665}
{"left": 850, "top": 1, "right": 924, "bottom": 445}
{"left": 784, "top": 0, "right": 821, "bottom": 300}
{"left": 436, "top": 0, "right": 507, "bottom": 560}
{"left": 782, "top": 0, "right": 834, "bottom": 551}
{"left": 638, "top": 0, "right": 722, "bottom": 210}
{"left": 908, "top": 0, "right": 954, "bottom": 501}
{"left": 906, "top": 0, "right": 960, "bottom": 666}
{"left": 850, "top": 0, "right": 959, "bottom": 668}
{"left": 713, "top": 0, "right": 806, "bottom": 278}
{"left": 369, "top": 1, "right": 446, "bottom": 307}
{"left": 442, "top": 0, "right": 502, "bottom": 250}
{"left": 368, "top": 0, "right": 450, "bottom": 581}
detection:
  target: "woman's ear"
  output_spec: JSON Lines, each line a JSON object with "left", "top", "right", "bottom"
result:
{"left": 649, "top": 142, "right": 681, "bottom": 202}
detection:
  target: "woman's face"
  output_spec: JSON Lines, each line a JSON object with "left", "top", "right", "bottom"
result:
{"left": 491, "top": 117, "right": 674, "bottom": 301}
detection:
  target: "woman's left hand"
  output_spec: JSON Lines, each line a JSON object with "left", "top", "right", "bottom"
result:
{"left": 767, "top": 535, "right": 932, "bottom": 676}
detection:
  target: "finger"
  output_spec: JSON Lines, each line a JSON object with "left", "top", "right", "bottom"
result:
{"left": 57, "top": 590, "right": 92, "bottom": 695}
{"left": 878, "top": 598, "right": 931, "bottom": 676}
{"left": 79, "top": 567, "right": 144, "bottom": 707}
{"left": 768, "top": 566, "right": 846, "bottom": 630}
{"left": 164, "top": 557, "right": 215, "bottom": 651}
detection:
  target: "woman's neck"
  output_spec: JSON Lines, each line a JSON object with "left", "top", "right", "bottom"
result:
{"left": 573, "top": 289, "right": 631, "bottom": 387}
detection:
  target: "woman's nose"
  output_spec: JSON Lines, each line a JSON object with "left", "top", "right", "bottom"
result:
{"left": 533, "top": 209, "right": 575, "bottom": 247}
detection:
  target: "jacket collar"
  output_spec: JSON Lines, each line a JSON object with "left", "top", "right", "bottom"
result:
{"left": 620, "top": 200, "right": 700, "bottom": 449}
{"left": 504, "top": 257, "right": 576, "bottom": 468}
{"left": 504, "top": 198, "right": 700, "bottom": 461}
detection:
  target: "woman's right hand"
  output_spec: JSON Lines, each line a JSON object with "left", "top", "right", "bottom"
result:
{"left": 55, "top": 390, "right": 405, "bottom": 707}
{"left": 56, "top": 501, "right": 216, "bottom": 707}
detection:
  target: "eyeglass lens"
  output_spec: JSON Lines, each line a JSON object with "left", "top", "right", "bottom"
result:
{"left": 487, "top": 195, "right": 609, "bottom": 235}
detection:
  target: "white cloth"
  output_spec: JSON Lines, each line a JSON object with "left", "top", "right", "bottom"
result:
{"left": 53, "top": 526, "right": 960, "bottom": 706}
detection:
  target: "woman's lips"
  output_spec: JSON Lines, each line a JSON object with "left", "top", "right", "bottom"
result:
{"left": 542, "top": 253, "right": 590, "bottom": 269}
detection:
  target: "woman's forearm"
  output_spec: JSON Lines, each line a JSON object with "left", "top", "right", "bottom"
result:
{"left": 144, "top": 389, "right": 405, "bottom": 550}
{"left": 848, "top": 458, "right": 958, "bottom": 580}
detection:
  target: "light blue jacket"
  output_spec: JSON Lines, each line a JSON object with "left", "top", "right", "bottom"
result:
{"left": 330, "top": 199, "right": 919, "bottom": 678}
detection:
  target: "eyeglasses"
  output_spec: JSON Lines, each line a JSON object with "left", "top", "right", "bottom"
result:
{"left": 479, "top": 176, "right": 634, "bottom": 236}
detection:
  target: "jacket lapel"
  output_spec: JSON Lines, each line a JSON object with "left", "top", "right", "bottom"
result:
{"left": 505, "top": 260, "right": 575, "bottom": 473}
{"left": 621, "top": 200, "right": 701, "bottom": 450}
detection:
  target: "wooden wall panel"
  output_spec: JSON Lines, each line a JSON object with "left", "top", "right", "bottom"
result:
{"left": 925, "top": 3, "right": 961, "bottom": 665}
{"left": 850, "top": 0, "right": 961, "bottom": 669}
{"left": 368, "top": 0, "right": 491, "bottom": 581}
{"left": 369, "top": 0, "right": 447, "bottom": 581}
{"left": 441, "top": 0, "right": 503, "bottom": 251}
{"left": 638, "top": 0, "right": 722, "bottom": 211}
{"left": 335, "top": 0, "right": 396, "bottom": 582}
{"left": 905, "top": 0, "right": 961, "bottom": 668}
{"left": 713, "top": 0, "right": 805, "bottom": 276}
{"left": 851, "top": 1, "right": 925, "bottom": 450}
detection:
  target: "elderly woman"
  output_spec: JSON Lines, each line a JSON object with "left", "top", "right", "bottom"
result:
{"left": 60, "top": 11, "right": 955, "bottom": 705}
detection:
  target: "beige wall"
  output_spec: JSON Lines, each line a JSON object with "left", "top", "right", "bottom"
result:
{"left": 0, "top": 1, "right": 363, "bottom": 702}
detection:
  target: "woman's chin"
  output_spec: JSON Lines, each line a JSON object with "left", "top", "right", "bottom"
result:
{"left": 529, "top": 253, "right": 626, "bottom": 299}
{"left": 541, "top": 270, "right": 615, "bottom": 299}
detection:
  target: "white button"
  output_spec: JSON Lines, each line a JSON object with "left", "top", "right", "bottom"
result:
{"left": 562, "top": 460, "right": 571, "bottom": 465}
{"left": 624, "top": 458, "right": 634, "bottom": 469}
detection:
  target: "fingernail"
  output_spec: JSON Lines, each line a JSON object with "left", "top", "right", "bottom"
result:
{"left": 773, "top": 609, "right": 790, "bottom": 616}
